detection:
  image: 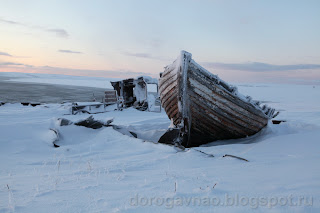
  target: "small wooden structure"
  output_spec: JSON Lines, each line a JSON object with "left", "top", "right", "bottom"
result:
{"left": 111, "top": 78, "right": 136, "bottom": 107}
{"left": 111, "top": 76, "right": 160, "bottom": 111}
{"left": 158, "top": 51, "right": 278, "bottom": 147}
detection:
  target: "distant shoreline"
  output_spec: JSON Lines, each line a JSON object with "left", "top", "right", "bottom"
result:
{"left": 0, "top": 76, "right": 107, "bottom": 103}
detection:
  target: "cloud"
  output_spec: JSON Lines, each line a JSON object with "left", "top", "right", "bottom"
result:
{"left": 58, "top": 49, "right": 83, "bottom": 54}
{"left": 0, "top": 61, "right": 34, "bottom": 68}
{"left": 37, "top": 66, "right": 153, "bottom": 78}
{"left": 0, "top": 61, "right": 154, "bottom": 78}
{"left": 0, "top": 18, "right": 69, "bottom": 38}
{"left": 0, "top": 51, "right": 32, "bottom": 59}
{"left": 46, "top": 29, "right": 68, "bottom": 38}
{"left": 122, "top": 51, "right": 170, "bottom": 61}
{"left": 0, "top": 18, "right": 20, "bottom": 25}
{"left": 0, "top": 52, "right": 12, "bottom": 57}
{"left": 202, "top": 62, "right": 320, "bottom": 72}
{"left": 123, "top": 52, "right": 153, "bottom": 59}
{"left": 0, "top": 62, "right": 24, "bottom": 66}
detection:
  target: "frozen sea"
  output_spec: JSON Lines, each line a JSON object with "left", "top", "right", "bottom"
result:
{"left": 0, "top": 76, "right": 107, "bottom": 103}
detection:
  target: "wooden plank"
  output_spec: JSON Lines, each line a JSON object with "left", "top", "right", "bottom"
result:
{"left": 188, "top": 68, "right": 268, "bottom": 122}
{"left": 188, "top": 79, "right": 266, "bottom": 129}
{"left": 158, "top": 72, "right": 178, "bottom": 92}
{"left": 104, "top": 90, "right": 117, "bottom": 104}
{"left": 189, "top": 96, "right": 251, "bottom": 137}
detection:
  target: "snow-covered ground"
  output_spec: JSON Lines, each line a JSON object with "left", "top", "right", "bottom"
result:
{"left": 0, "top": 72, "right": 319, "bottom": 212}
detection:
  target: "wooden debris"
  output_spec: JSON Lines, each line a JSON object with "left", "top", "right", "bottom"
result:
{"left": 74, "top": 116, "right": 113, "bottom": 129}
{"left": 222, "top": 154, "right": 249, "bottom": 162}
{"left": 49, "top": 128, "right": 60, "bottom": 148}
{"left": 272, "top": 120, "right": 286, "bottom": 124}
{"left": 193, "top": 149, "right": 214, "bottom": 157}
{"left": 57, "top": 118, "right": 73, "bottom": 126}
{"left": 212, "top": 183, "right": 217, "bottom": 189}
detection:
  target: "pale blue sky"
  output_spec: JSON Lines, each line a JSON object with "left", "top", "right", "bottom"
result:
{"left": 0, "top": 0, "right": 319, "bottom": 83}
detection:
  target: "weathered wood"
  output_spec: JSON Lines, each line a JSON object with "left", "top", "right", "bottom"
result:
{"left": 223, "top": 154, "right": 249, "bottom": 162}
{"left": 193, "top": 149, "right": 214, "bottom": 157}
{"left": 272, "top": 119, "right": 286, "bottom": 124}
{"left": 188, "top": 63, "right": 268, "bottom": 119}
{"left": 158, "top": 51, "right": 277, "bottom": 147}
{"left": 188, "top": 87, "right": 264, "bottom": 133}
{"left": 104, "top": 90, "right": 118, "bottom": 104}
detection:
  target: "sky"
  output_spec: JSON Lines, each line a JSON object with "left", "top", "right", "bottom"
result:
{"left": 0, "top": 0, "right": 320, "bottom": 83}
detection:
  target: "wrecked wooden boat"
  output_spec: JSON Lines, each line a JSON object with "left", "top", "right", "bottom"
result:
{"left": 111, "top": 76, "right": 160, "bottom": 111}
{"left": 158, "top": 51, "right": 278, "bottom": 147}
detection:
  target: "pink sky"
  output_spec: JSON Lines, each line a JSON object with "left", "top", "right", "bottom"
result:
{"left": 1, "top": 0, "right": 319, "bottom": 84}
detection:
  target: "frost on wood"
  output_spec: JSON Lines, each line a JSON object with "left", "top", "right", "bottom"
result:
{"left": 133, "top": 81, "right": 147, "bottom": 103}
{"left": 74, "top": 116, "right": 113, "bottom": 129}
{"left": 111, "top": 76, "right": 159, "bottom": 111}
{"left": 190, "top": 58, "right": 275, "bottom": 117}
{"left": 158, "top": 51, "right": 279, "bottom": 147}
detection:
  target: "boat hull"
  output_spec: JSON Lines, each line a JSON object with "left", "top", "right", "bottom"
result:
{"left": 159, "top": 51, "right": 275, "bottom": 147}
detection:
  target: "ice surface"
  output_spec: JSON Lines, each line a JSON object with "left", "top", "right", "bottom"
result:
{"left": 0, "top": 75, "right": 107, "bottom": 103}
